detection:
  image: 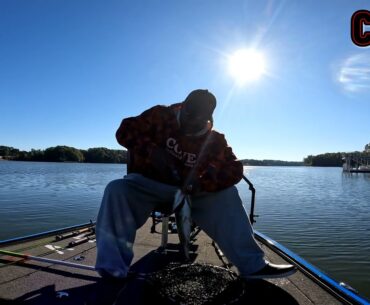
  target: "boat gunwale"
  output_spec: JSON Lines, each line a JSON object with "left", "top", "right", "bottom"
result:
{"left": 254, "top": 230, "right": 369, "bottom": 305}
{"left": 0, "top": 221, "right": 96, "bottom": 247}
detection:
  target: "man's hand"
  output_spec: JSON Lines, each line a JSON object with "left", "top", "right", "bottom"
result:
{"left": 183, "top": 165, "right": 216, "bottom": 195}
{"left": 182, "top": 179, "right": 201, "bottom": 195}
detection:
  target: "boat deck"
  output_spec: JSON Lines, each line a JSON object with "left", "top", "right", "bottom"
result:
{"left": 0, "top": 221, "right": 347, "bottom": 305}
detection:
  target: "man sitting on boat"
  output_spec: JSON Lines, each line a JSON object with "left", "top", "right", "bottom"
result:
{"left": 95, "top": 89, "right": 296, "bottom": 280}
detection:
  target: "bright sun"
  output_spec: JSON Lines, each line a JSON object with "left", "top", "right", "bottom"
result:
{"left": 227, "top": 49, "right": 266, "bottom": 85}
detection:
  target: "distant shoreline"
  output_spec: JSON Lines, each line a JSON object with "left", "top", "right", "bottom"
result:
{"left": 1, "top": 158, "right": 310, "bottom": 167}
{"left": 1, "top": 159, "right": 349, "bottom": 168}
{"left": 240, "top": 159, "right": 304, "bottom": 166}
{"left": 5, "top": 144, "right": 368, "bottom": 167}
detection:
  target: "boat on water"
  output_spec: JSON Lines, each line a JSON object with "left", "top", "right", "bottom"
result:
{"left": 0, "top": 177, "right": 369, "bottom": 305}
{"left": 343, "top": 165, "right": 370, "bottom": 173}
{"left": 357, "top": 165, "right": 370, "bottom": 173}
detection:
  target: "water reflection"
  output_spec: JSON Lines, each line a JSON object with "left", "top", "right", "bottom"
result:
{"left": 342, "top": 171, "right": 370, "bottom": 181}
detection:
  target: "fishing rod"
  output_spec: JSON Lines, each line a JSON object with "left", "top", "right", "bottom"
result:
{"left": 0, "top": 249, "right": 96, "bottom": 272}
{"left": 55, "top": 226, "right": 95, "bottom": 241}
{"left": 67, "top": 233, "right": 96, "bottom": 247}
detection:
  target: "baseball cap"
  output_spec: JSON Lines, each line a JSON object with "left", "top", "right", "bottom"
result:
{"left": 182, "top": 89, "right": 216, "bottom": 120}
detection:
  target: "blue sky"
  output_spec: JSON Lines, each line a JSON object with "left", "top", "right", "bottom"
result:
{"left": 1, "top": 0, "right": 369, "bottom": 161}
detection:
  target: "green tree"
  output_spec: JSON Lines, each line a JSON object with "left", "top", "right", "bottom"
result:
{"left": 304, "top": 152, "right": 344, "bottom": 167}
{"left": 0, "top": 146, "right": 20, "bottom": 158}
{"left": 28, "top": 149, "right": 45, "bottom": 161}
{"left": 84, "top": 148, "right": 127, "bottom": 163}
{"left": 303, "top": 155, "right": 313, "bottom": 166}
{"left": 44, "top": 146, "right": 84, "bottom": 162}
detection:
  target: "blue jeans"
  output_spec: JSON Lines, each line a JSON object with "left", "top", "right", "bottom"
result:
{"left": 95, "top": 173, "right": 265, "bottom": 278}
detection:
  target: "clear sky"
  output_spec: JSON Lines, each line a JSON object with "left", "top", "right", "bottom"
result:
{"left": 1, "top": 0, "right": 369, "bottom": 161}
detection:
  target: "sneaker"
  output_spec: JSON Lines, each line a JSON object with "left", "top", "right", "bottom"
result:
{"left": 243, "top": 262, "right": 297, "bottom": 279}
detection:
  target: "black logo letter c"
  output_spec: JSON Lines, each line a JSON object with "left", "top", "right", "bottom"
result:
{"left": 351, "top": 10, "right": 370, "bottom": 47}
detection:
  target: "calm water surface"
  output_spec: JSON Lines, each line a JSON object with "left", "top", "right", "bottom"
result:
{"left": 0, "top": 161, "right": 369, "bottom": 298}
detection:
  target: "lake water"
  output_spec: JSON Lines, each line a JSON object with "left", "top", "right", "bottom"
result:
{"left": 0, "top": 161, "right": 369, "bottom": 299}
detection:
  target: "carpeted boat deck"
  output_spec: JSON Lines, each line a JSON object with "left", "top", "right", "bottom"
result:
{"left": 0, "top": 220, "right": 344, "bottom": 305}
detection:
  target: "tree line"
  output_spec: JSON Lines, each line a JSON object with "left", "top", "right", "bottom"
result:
{"left": 303, "top": 151, "right": 370, "bottom": 167}
{"left": 303, "top": 142, "right": 370, "bottom": 166}
{"left": 0, "top": 145, "right": 127, "bottom": 164}
{"left": 240, "top": 159, "right": 303, "bottom": 166}
{"left": 0, "top": 145, "right": 304, "bottom": 166}
{"left": 2, "top": 144, "right": 369, "bottom": 167}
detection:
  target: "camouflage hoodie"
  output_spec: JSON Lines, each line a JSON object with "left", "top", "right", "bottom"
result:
{"left": 116, "top": 103, "right": 243, "bottom": 192}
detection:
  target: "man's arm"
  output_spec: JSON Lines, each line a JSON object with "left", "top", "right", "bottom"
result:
{"left": 116, "top": 105, "right": 177, "bottom": 177}
{"left": 116, "top": 105, "right": 164, "bottom": 155}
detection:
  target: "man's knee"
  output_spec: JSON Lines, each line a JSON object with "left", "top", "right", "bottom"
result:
{"left": 222, "top": 185, "right": 238, "bottom": 195}
{"left": 211, "top": 185, "right": 240, "bottom": 201}
{"left": 104, "top": 179, "right": 126, "bottom": 197}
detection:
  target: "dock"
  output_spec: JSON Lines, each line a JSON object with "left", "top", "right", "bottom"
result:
{"left": 343, "top": 155, "right": 370, "bottom": 173}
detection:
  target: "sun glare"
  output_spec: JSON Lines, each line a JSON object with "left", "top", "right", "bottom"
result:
{"left": 227, "top": 49, "right": 266, "bottom": 85}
